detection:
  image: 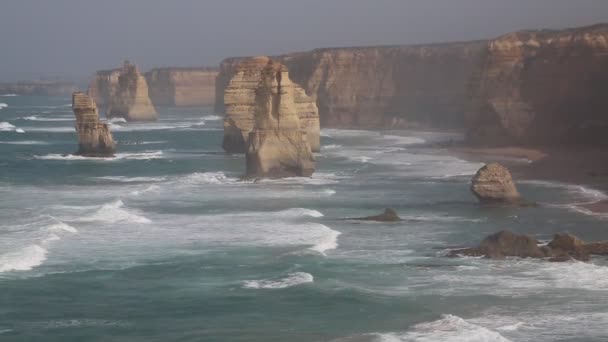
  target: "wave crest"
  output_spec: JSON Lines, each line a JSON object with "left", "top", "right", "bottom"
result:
{"left": 243, "top": 272, "right": 314, "bottom": 289}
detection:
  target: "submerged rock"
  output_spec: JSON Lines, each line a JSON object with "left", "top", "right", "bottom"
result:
{"left": 450, "top": 231, "right": 608, "bottom": 262}
{"left": 349, "top": 208, "right": 402, "bottom": 222}
{"left": 470, "top": 163, "right": 523, "bottom": 204}
{"left": 72, "top": 92, "right": 116, "bottom": 157}
{"left": 245, "top": 59, "right": 316, "bottom": 178}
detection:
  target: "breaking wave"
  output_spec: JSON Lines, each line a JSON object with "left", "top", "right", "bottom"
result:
{"left": 201, "top": 115, "right": 222, "bottom": 121}
{"left": 0, "top": 140, "right": 49, "bottom": 145}
{"left": 178, "top": 171, "right": 239, "bottom": 185}
{"left": 75, "top": 199, "right": 151, "bottom": 224}
{"left": 96, "top": 176, "right": 167, "bottom": 183}
{"left": 0, "top": 103, "right": 7, "bottom": 109}
{"left": 0, "top": 245, "right": 48, "bottom": 273}
{"left": 22, "top": 115, "right": 73, "bottom": 122}
{"left": 243, "top": 272, "right": 314, "bottom": 289}
{"left": 0, "top": 94, "right": 17, "bottom": 97}
{"left": 34, "top": 151, "right": 164, "bottom": 161}
{"left": 0, "top": 122, "right": 16, "bottom": 131}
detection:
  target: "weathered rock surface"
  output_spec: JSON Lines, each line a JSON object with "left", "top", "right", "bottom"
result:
{"left": 451, "top": 231, "right": 608, "bottom": 261}
{"left": 145, "top": 67, "right": 218, "bottom": 107}
{"left": 245, "top": 59, "right": 315, "bottom": 178}
{"left": 88, "top": 61, "right": 157, "bottom": 121}
{"left": 471, "top": 163, "right": 522, "bottom": 204}
{"left": 217, "top": 42, "right": 486, "bottom": 130}
{"left": 72, "top": 92, "right": 115, "bottom": 157}
{"left": 222, "top": 57, "right": 320, "bottom": 153}
{"left": 349, "top": 208, "right": 402, "bottom": 222}
{"left": 467, "top": 24, "right": 608, "bottom": 145}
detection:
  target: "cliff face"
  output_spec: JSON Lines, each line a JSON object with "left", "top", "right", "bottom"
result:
{"left": 468, "top": 24, "right": 608, "bottom": 146}
{"left": 145, "top": 68, "right": 218, "bottom": 107}
{"left": 217, "top": 42, "right": 486, "bottom": 129}
{"left": 222, "top": 57, "right": 320, "bottom": 153}
{"left": 88, "top": 61, "right": 157, "bottom": 121}
{"left": 72, "top": 92, "right": 116, "bottom": 157}
{"left": 245, "top": 59, "right": 315, "bottom": 178}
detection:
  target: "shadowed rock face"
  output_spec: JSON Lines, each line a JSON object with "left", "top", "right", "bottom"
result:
{"left": 72, "top": 92, "right": 115, "bottom": 157}
{"left": 467, "top": 24, "right": 608, "bottom": 146}
{"left": 471, "top": 163, "right": 522, "bottom": 204}
{"left": 145, "top": 68, "right": 218, "bottom": 107}
{"left": 245, "top": 59, "right": 315, "bottom": 178}
{"left": 222, "top": 57, "right": 320, "bottom": 153}
{"left": 88, "top": 61, "right": 157, "bottom": 122}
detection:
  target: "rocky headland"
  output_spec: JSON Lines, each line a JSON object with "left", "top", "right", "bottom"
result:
{"left": 145, "top": 67, "right": 218, "bottom": 107}
{"left": 222, "top": 56, "right": 320, "bottom": 153}
{"left": 72, "top": 92, "right": 116, "bottom": 157}
{"left": 88, "top": 61, "right": 157, "bottom": 121}
{"left": 0, "top": 81, "right": 76, "bottom": 96}
{"left": 244, "top": 59, "right": 315, "bottom": 178}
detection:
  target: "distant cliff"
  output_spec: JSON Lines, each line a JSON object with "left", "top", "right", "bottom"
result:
{"left": 145, "top": 68, "right": 218, "bottom": 107}
{"left": 467, "top": 24, "right": 608, "bottom": 146}
{"left": 216, "top": 42, "right": 487, "bottom": 129}
{"left": 0, "top": 82, "right": 76, "bottom": 96}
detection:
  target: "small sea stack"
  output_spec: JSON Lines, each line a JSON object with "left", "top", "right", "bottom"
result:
{"left": 72, "top": 92, "right": 116, "bottom": 157}
{"left": 348, "top": 208, "right": 402, "bottom": 222}
{"left": 245, "top": 59, "right": 315, "bottom": 178}
{"left": 470, "top": 163, "right": 523, "bottom": 205}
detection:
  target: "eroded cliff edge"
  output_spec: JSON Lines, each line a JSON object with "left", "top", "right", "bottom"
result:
{"left": 217, "top": 41, "right": 487, "bottom": 129}
{"left": 467, "top": 24, "right": 608, "bottom": 146}
{"left": 145, "top": 68, "right": 218, "bottom": 107}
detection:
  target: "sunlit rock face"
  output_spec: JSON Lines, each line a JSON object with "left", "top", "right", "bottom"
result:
{"left": 88, "top": 61, "right": 157, "bottom": 122}
{"left": 145, "top": 68, "right": 218, "bottom": 107}
{"left": 245, "top": 59, "right": 315, "bottom": 178}
{"left": 467, "top": 24, "right": 608, "bottom": 145}
{"left": 72, "top": 92, "right": 116, "bottom": 157}
{"left": 221, "top": 57, "right": 320, "bottom": 153}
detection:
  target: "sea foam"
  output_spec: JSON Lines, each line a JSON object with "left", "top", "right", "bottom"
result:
{"left": 243, "top": 272, "right": 314, "bottom": 289}
{"left": 0, "top": 245, "right": 48, "bottom": 273}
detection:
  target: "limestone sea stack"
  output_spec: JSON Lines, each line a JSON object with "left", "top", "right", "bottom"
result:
{"left": 245, "top": 59, "right": 315, "bottom": 178}
{"left": 222, "top": 56, "right": 320, "bottom": 153}
{"left": 72, "top": 92, "right": 116, "bottom": 157}
{"left": 88, "top": 61, "right": 157, "bottom": 122}
{"left": 471, "top": 163, "right": 522, "bottom": 204}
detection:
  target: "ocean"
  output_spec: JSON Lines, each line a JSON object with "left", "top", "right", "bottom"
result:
{"left": 1, "top": 95, "right": 608, "bottom": 341}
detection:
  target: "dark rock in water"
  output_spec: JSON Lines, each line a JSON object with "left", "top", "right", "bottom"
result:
{"left": 349, "top": 208, "right": 402, "bottom": 222}
{"left": 453, "top": 230, "right": 546, "bottom": 259}
{"left": 470, "top": 163, "right": 523, "bottom": 205}
{"left": 451, "top": 231, "right": 599, "bottom": 261}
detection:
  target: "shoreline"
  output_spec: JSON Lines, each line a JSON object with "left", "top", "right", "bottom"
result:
{"left": 447, "top": 145, "right": 608, "bottom": 214}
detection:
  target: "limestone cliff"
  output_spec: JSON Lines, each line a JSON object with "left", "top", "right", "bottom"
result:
{"left": 467, "top": 24, "right": 608, "bottom": 145}
{"left": 0, "top": 81, "right": 76, "bottom": 96}
{"left": 145, "top": 68, "right": 218, "bottom": 107}
{"left": 72, "top": 92, "right": 116, "bottom": 157}
{"left": 88, "top": 61, "right": 157, "bottom": 121}
{"left": 222, "top": 57, "right": 320, "bottom": 153}
{"left": 217, "top": 42, "right": 486, "bottom": 129}
{"left": 245, "top": 59, "right": 315, "bottom": 178}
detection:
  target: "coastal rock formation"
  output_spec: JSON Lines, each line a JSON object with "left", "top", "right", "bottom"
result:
{"left": 145, "top": 68, "right": 218, "bottom": 107}
{"left": 222, "top": 57, "right": 320, "bottom": 153}
{"left": 349, "top": 208, "right": 402, "bottom": 222}
{"left": 245, "top": 59, "right": 315, "bottom": 178}
{"left": 72, "top": 92, "right": 115, "bottom": 157}
{"left": 467, "top": 24, "right": 608, "bottom": 145}
{"left": 451, "top": 231, "right": 608, "bottom": 261}
{"left": 88, "top": 61, "right": 157, "bottom": 121}
{"left": 471, "top": 163, "right": 522, "bottom": 204}
{"left": 217, "top": 42, "right": 486, "bottom": 129}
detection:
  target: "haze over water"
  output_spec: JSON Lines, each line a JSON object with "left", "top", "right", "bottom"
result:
{"left": 2, "top": 96, "right": 608, "bottom": 340}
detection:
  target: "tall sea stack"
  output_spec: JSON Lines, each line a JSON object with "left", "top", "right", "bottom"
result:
{"left": 72, "top": 92, "right": 116, "bottom": 157}
{"left": 245, "top": 59, "right": 315, "bottom": 178}
{"left": 222, "top": 56, "right": 320, "bottom": 153}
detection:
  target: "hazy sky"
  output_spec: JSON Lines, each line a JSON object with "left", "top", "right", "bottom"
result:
{"left": 1, "top": 0, "right": 607, "bottom": 81}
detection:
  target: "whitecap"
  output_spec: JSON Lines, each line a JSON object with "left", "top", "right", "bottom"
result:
{"left": 107, "top": 117, "right": 127, "bottom": 124}
{"left": 323, "top": 144, "right": 342, "bottom": 150}
{"left": 201, "top": 115, "right": 222, "bottom": 121}
{"left": 96, "top": 176, "right": 167, "bottom": 183}
{"left": 0, "top": 122, "right": 16, "bottom": 131}
{"left": 0, "top": 140, "right": 48, "bottom": 145}
{"left": 76, "top": 199, "right": 151, "bottom": 224}
{"left": 0, "top": 245, "right": 48, "bottom": 273}
{"left": 178, "top": 171, "right": 239, "bottom": 185}
{"left": 374, "top": 314, "right": 512, "bottom": 342}
{"left": 22, "top": 115, "right": 73, "bottom": 122}
{"left": 0, "top": 94, "right": 17, "bottom": 97}
{"left": 47, "top": 221, "right": 78, "bottom": 233}
{"left": 15, "top": 128, "right": 25, "bottom": 133}
{"left": 0, "top": 103, "right": 7, "bottom": 109}
{"left": 34, "top": 151, "right": 163, "bottom": 161}
{"left": 130, "top": 185, "right": 161, "bottom": 196}
{"left": 243, "top": 272, "right": 314, "bottom": 289}
{"left": 257, "top": 172, "right": 345, "bottom": 185}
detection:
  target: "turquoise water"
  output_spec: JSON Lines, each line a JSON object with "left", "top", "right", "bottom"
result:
{"left": 2, "top": 95, "right": 608, "bottom": 341}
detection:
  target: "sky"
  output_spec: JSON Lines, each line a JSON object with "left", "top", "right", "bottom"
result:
{"left": 1, "top": 0, "right": 607, "bottom": 81}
